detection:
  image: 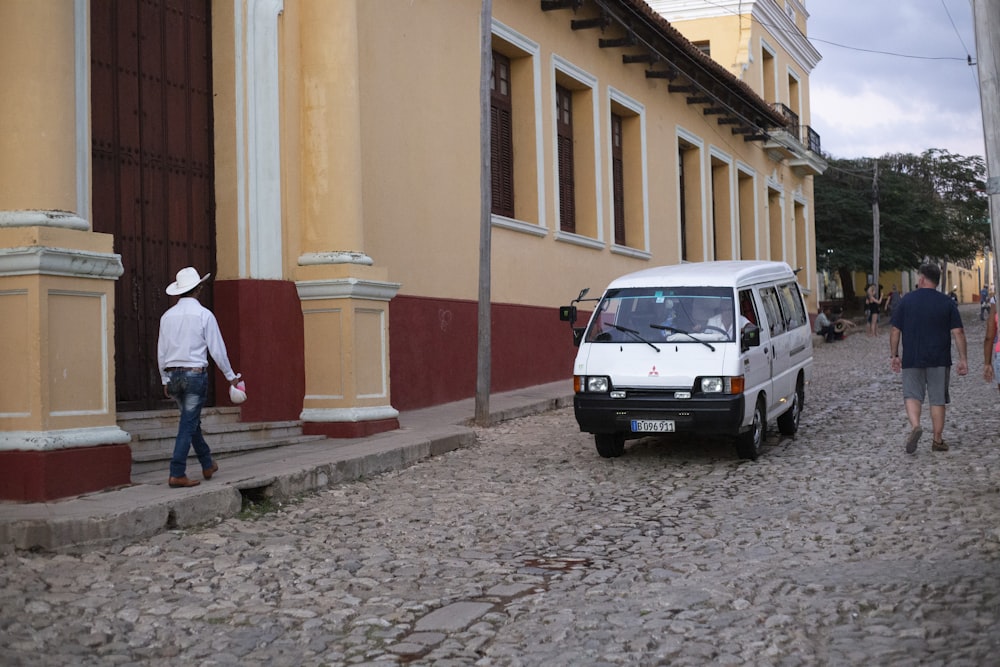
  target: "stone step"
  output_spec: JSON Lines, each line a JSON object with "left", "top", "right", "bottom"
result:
{"left": 129, "top": 433, "right": 328, "bottom": 477}
{"left": 119, "top": 409, "right": 325, "bottom": 464}
{"left": 117, "top": 407, "right": 243, "bottom": 433}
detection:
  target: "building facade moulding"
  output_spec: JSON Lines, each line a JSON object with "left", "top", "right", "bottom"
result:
{"left": 295, "top": 277, "right": 402, "bottom": 302}
{"left": 300, "top": 406, "right": 400, "bottom": 423}
{"left": 647, "top": 0, "right": 821, "bottom": 72}
{"left": 0, "top": 246, "right": 124, "bottom": 280}
{"left": 0, "top": 210, "right": 89, "bottom": 231}
{"left": 298, "top": 251, "right": 375, "bottom": 267}
{"left": 0, "top": 426, "right": 131, "bottom": 452}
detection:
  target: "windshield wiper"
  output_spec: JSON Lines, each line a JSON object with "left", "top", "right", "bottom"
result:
{"left": 649, "top": 324, "right": 715, "bottom": 352}
{"left": 607, "top": 323, "right": 660, "bottom": 352}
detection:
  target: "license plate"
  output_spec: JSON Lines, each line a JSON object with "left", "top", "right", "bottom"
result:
{"left": 631, "top": 419, "right": 675, "bottom": 433}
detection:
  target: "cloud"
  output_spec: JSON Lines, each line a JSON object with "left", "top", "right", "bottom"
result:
{"left": 807, "top": 0, "right": 984, "bottom": 159}
{"left": 811, "top": 84, "right": 984, "bottom": 159}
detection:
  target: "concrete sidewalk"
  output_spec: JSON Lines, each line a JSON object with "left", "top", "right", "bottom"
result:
{"left": 0, "top": 380, "right": 574, "bottom": 552}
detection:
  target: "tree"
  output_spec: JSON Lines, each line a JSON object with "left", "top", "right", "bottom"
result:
{"left": 815, "top": 149, "right": 988, "bottom": 300}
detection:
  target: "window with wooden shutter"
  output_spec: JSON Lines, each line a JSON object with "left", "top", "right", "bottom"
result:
{"left": 490, "top": 51, "right": 515, "bottom": 218}
{"left": 611, "top": 113, "right": 625, "bottom": 246}
{"left": 556, "top": 84, "right": 575, "bottom": 233}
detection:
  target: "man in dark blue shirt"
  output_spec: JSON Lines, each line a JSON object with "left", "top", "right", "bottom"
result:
{"left": 889, "top": 264, "right": 967, "bottom": 454}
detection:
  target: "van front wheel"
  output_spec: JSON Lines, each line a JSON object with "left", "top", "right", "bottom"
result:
{"left": 736, "top": 398, "right": 765, "bottom": 460}
{"left": 595, "top": 433, "right": 625, "bottom": 458}
{"left": 777, "top": 380, "right": 803, "bottom": 436}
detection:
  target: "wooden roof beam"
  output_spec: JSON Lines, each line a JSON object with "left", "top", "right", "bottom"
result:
{"left": 541, "top": 0, "right": 583, "bottom": 10}
{"left": 645, "top": 69, "right": 677, "bottom": 80}
{"left": 623, "top": 53, "right": 657, "bottom": 64}
{"left": 571, "top": 14, "right": 610, "bottom": 30}
{"left": 600, "top": 32, "right": 637, "bottom": 48}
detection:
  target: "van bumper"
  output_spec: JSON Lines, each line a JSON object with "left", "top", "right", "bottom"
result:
{"left": 573, "top": 392, "right": 745, "bottom": 436}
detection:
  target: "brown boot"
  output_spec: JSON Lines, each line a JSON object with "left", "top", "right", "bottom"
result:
{"left": 202, "top": 462, "right": 219, "bottom": 480}
{"left": 168, "top": 476, "right": 200, "bottom": 488}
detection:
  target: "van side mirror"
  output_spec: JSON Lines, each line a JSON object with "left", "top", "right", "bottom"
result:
{"left": 559, "top": 305, "right": 577, "bottom": 323}
{"left": 741, "top": 323, "right": 760, "bottom": 351}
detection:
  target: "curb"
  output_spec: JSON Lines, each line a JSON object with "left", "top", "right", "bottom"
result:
{"left": 0, "top": 424, "right": 476, "bottom": 553}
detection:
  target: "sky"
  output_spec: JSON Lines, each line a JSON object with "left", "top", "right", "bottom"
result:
{"left": 805, "top": 0, "right": 985, "bottom": 160}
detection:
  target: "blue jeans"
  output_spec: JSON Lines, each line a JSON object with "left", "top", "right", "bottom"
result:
{"left": 167, "top": 370, "right": 214, "bottom": 478}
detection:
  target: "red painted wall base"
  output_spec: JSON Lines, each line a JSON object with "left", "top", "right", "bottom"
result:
{"left": 0, "top": 444, "right": 132, "bottom": 502}
{"left": 214, "top": 279, "right": 306, "bottom": 422}
{"left": 303, "top": 417, "right": 400, "bottom": 439}
{"left": 389, "top": 296, "right": 578, "bottom": 411}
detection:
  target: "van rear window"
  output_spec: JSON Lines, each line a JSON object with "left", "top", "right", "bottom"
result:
{"left": 585, "top": 287, "right": 736, "bottom": 343}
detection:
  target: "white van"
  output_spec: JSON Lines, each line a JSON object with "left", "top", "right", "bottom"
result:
{"left": 559, "top": 261, "right": 813, "bottom": 460}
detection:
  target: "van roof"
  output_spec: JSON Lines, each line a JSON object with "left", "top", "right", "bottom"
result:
{"left": 606, "top": 260, "right": 796, "bottom": 290}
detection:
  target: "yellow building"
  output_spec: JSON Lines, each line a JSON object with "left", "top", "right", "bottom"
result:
{"left": 0, "top": 0, "right": 824, "bottom": 501}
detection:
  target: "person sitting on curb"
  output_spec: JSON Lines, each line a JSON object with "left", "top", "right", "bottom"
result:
{"left": 815, "top": 306, "right": 856, "bottom": 342}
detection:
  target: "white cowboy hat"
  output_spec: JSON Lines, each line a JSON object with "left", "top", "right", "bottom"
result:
{"left": 166, "top": 267, "right": 211, "bottom": 295}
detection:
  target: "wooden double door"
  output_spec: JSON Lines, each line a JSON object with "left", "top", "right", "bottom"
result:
{"left": 90, "top": 0, "right": 216, "bottom": 410}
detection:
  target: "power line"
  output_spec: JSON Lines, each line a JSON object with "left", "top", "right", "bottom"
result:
{"left": 808, "top": 37, "right": 967, "bottom": 62}
{"left": 686, "top": 0, "right": 971, "bottom": 63}
{"left": 940, "top": 0, "right": 982, "bottom": 95}
{"left": 941, "top": 0, "right": 973, "bottom": 59}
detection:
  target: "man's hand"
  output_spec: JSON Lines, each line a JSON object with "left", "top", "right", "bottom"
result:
{"left": 956, "top": 360, "right": 968, "bottom": 376}
{"left": 890, "top": 357, "right": 901, "bottom": 373}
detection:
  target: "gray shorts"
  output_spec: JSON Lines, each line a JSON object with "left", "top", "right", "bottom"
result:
{"left": 901, "top": 367, "right": 950, "bottom": 405}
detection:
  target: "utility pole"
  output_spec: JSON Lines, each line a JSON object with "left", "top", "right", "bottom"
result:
{"left": 973, "top": 0, "right": 1000, "bottom": 281}
{"left": 475, "top": 0, "right": 493, "bottom": 425}
{"left": 872, "top": 160, "right": 880, "bottom": 290}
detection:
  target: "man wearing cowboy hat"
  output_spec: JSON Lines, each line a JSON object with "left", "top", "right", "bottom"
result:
{"left": 157, "top": 266, "right": 242, "bottom": 488}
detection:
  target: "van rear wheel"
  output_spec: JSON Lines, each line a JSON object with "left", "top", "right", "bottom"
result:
{"left": 595, "top": 433, "right": 625, "bottom": 458}
{"left": 736, "top": 398, "right": 765, "bottom": 460}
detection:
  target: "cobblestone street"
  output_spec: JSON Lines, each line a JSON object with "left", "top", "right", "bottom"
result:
{"left": 3, "top": 306, "right": 1000, "bottom": 666}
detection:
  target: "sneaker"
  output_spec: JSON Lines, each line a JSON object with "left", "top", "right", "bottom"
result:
{"left": 932, "top": 440, "right": 949, "bottom": 452}
{"left": 905, "top": 426, "right": 923, "bottom": 454}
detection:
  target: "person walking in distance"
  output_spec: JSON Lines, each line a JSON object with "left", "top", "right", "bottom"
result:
{"left": 158, "top": 267, "right": 242, "bottom": 488}
{"left": 983, "top": 300, "right": 1000, "bottom": 395}
{"left": 889, "top": 263, "right": 968, "bottom": 454}
{"left": 865, "top": 282, "right": 882, "bottom": 337}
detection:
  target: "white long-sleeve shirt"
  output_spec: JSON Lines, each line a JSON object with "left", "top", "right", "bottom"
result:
{"left": 157, "top": 297, "right": 237, "bottom": 384}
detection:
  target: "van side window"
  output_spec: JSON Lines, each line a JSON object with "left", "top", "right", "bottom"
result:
{"left": 738, "top": 289, "right": 758, "bottom": 327}
{"left": 759, "top": 287, "right": 785, "bottom": 336}
{"left": 778, "top": 282, "right": 808, "bottom": 329}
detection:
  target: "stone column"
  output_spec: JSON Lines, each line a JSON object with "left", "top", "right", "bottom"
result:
{"left": 0, "top": 2, "right": 129, "bottom": 501}
{"left": 294, "top": 0, "right": 401, "bottom": 437}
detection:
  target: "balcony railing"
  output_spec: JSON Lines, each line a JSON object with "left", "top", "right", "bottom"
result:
{"left": 771, "top": 102, "right": 799, "bottom": 128}
{"left": 802, "top": 126, "right": 821, "bottom": 154}
{"left": 770, "top": 102, "right": 822, "bottom": 155}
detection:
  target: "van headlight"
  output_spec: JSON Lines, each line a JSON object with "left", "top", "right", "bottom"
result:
{"left": 700, "top": 377, "right": 725, "bottom": 393}
{"left": 575, "top": 375, "right": 610, "bottom": 393}
{"left": 698, "top": 376, "right": 744, "bottom": 394}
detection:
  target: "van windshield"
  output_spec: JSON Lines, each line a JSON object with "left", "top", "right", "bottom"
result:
{"left": 585, "top": 287, "right": 736, "bottom": 344}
